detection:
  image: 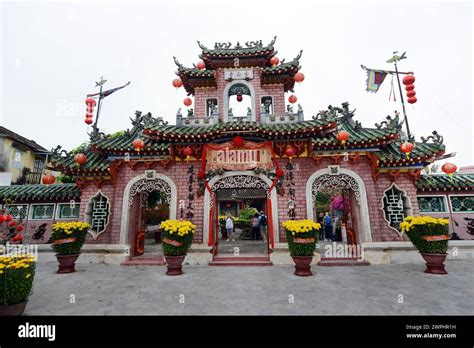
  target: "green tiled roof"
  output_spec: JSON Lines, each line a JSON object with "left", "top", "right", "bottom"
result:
{"left": 177, "top": 67, "right": 215, "bottom": 78}
{"left": 262, "top": 60, "right": 300, "bottom": 74}
{"left": 200, "top": 45, "right": 274, "bottom": 57}
{"left": 376, "top": 141, "right": 445, "bottom": 166}
{"left": 416, "top": 174, "right": 474, "bottom": 191}
{"left": 143, "top": 119, "right": 335, "bottom": 140}
{"left": 52, "top": 151, "right": 110, "bottom": 175}
{"left": 0, "top": 184, "right": 80, "bottom": 203}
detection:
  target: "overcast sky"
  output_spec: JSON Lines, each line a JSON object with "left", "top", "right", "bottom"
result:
{"left": 1, "top": 0, "right": 472, "bottom": 166}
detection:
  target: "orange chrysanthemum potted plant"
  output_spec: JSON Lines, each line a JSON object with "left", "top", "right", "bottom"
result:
{"left": 400, "top": 216, "right": 450, "bottom": 274}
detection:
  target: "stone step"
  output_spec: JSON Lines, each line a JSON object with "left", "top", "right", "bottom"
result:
{"left": 213, "top": 256, "right": 270, "bottom": 262}
{"left": 121, "top": 256, "right": 166, "bottom": 266}
{"left": 209, "top": 259, "right": 273, "bottom": 267}
{"left": 318, "top": 259, "right": 370, "bottom": 267}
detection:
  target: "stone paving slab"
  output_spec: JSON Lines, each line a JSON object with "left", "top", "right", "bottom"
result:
{"left": 24, "top": 261, "right": 474, "bottom": 315}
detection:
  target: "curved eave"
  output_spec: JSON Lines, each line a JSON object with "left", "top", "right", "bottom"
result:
{"left": 416, "top": 174, "right": 474, "bottom": 191}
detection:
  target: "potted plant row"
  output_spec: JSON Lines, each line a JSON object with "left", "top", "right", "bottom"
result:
{"left": 51, "top": 221, "right": 90, "bottom": 274}
{"left": 0, "top": 254, "right": 36, "bottom": 315}
{"left": 160, "top": 219, "right": 195, "bottom": 275}
{"left": 400, "top": 215, "right": 450, "bottom": 274}
{"left": 283, "top": 219, "right": 321, "bottom": 276}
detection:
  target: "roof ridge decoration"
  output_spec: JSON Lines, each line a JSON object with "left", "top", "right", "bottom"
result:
{"left": 420, "top": 131, "right": 443, "bottom": 145}
{"left": 197, "top": 36, "right": 277, "bottom": 51}
{"left": 375, "top": 111, "right": 404, "bottom": 132}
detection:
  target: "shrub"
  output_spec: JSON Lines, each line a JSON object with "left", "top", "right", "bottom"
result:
{"left": 283, "top": 219, "right": 321, "bottom": 256}
{"left": 160, "top": 220, "right": 195, "bottom": 256}
{"left": 400, "top": 216, "right": 449, "bottom": 254}
{"left": 0, "top": 254, "right": 36, "bottom": 305}
{"left": 51, "top": 221, "right": 90, "bottom": 255}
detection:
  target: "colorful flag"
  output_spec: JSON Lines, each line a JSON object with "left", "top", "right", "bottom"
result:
{"left": 87, "top": 81, "right": 130, "bottom": 99}
{"left": 361, "top": 65, "right": 387, "bottom": 93}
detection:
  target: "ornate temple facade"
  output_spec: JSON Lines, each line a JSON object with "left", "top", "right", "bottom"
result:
{"left": 1, "top": 38, "right": 473, "bottom": 264}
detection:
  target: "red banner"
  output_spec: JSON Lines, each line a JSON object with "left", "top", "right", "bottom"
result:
{"left": 52, "top": 238, "right": 77, "bottom": 245}
{"left": 162, "top": 237, "right": 183, "bottom": 247}
{"left": 422, "top": 235, "right": 449, "bottom": 242}
{"left": 294, "top": 237, "right": 316, "bottom": 244}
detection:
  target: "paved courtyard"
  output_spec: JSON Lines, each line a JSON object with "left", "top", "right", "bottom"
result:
{"left": 25, "top": 260, "right": 473, "bottom": 315}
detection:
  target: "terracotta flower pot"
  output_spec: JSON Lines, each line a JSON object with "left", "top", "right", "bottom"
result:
{"left": 0, "top": 301, "right": 27, "bottom": 316}
{"left": 291, "top": 256, "right": 313, "bottom": 276}
{"left": 56, "top": 254, "right": 80, "bottom": 274}
{"left": 420, "top": 252, "right": 448, "bottom": 275}
{"left": 165, "top": 255, "right": 186, "bottom": 276}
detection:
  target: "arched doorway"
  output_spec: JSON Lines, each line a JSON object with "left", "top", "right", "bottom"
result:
{"left": 306, "top": 168, "right": 372, "bottom": 244}
{"left": 223, "top": 80, "right": 256, "bottom": 122}
{"left": 119, "top": 173, "right": 177, "bottom": 257}
{"left": 203, "top": 172, "right": 279, "bottom": 255}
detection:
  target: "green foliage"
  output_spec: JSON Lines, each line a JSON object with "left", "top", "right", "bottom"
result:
{"left": 109, "top": 130, "right": 125, "bottom": 139}
{"left": 56, "top": 174, "right": 76, "bottom": 183}
{"left": 314, "top": 191, "right": 331, "bottom": 215}
{"left": 239, "top": 205, "right": 258, "bottom": 221}
{"left": 286, "top": 229, "right": 317, "bottom": 256}
{"left": 162, "top": 230, "right": 193, "bottom": 256}
{"left": 0, "top": 256, "right": 36, "bottom": 305}
{"left": 406, "top": 224, "right": 449, "bottom": 254}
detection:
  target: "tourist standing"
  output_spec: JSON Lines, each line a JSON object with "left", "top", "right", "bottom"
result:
{"left": 323, "top": 212, "right": 333, "bottom": 241}
{"left": 317, "top": 212, "right": 325, "bottom": 240}
{"left": 259, "top": 211, "right": 268, "bottom": 242}
{"left": 225, "top": 214, "right": 235, "bottom": 242}
{"left": 251, "top": 213, "right": 261, "bottom": 241}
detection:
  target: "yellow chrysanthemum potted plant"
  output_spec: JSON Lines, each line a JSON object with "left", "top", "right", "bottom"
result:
{"left": 0, "top": 253, "right": 36, "bottom": 315}
{"left": 283, "top": 219, "right": 321, "bottom": 276}
{"left": 160, "top": 220, "right": 195, "bottom": 275}
{"left": 400, "top": 216, "right": 450, "bottom": 274}
{"left": 51, "top": 221, "right": 90, "bottom": 274}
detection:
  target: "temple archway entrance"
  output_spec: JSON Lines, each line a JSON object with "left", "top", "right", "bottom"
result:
{"left": 203, "top": 172, "right": 279, "bottom": 256}
{"left": 120, "top": 173, "right": 177, "bottom": 258}
{"left": 306, "top": 168, "right": 372, "bottom": 251}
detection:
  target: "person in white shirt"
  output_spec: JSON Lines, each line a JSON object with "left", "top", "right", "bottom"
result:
{"left": 225, "top": 214, "right": 235, "bottom": 242}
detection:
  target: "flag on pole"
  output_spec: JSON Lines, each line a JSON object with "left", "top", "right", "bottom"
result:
{"left": 87, "top": 81, "right": 131, "bottom": 99}
{"left": 361, "top": 65, "right": 388, "bottom": 93}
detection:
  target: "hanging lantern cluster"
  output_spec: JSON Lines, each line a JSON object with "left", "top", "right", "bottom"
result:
{"left": 42, "top": 174, "right": 56, "bottom": 185}
{"left": 288, "top": 95, "right": 297, "bottom": 104}
{"left": 442, "top": 162, "right": 457, "bottom": 176}
{"left": 133, "top": 138, "right": 145, "bottom": 152}
{"left": 182, "top": 146, "right": 194, "bottom": 161}
{"left": 337, "top": 130, "right": 350, "bottom": 145}
{"left": 74, "top": 153, "right": 87, "bottom": 166}
{"left": 84, "top": 98, "right": 96, "bottom": 125}
{"left": 285, "top": 145, "right": 297, "bottom": 160}
{"left": 399, "top": 141, "right": 415, "bottom": 159}
{"left": 172, "top": 78, "right": 183, "bottom": 89}
{"left": 402, "top": 74, "right": 417, "bottom": 104}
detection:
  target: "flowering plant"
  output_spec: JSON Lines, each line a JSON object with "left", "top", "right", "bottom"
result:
{"left": 0, "top": 254, "right": 36, "bottom": 306}
{"left": 400, "top": 216, "right": 449, "bottom": 254}
{"left": 283, "top": 219, "right": 321, "bottom": 256}
{"left": 160, "top": 220, "right": 195, "bottom": 256}
{"left": 51, "top": 221, "right": 90, "bottom": 255}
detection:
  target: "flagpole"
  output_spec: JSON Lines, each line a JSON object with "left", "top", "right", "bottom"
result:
{"left": 393, "top": 62, "right": 412, "bottom": 141}
{"left": 93, "top": 82, "right": 104, "bottom": 131}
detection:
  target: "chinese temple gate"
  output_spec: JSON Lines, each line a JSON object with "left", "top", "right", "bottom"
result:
{"left": 1, "top": 37, "right": 473, "bottom": 265}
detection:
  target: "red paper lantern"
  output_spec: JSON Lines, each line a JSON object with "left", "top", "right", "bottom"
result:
{"left": 85, "top": 98, "right": 96, "bottom": 106}
{"left": 405, "top": 84, "right": 415, "bottom": 91}
{"left": 441, "top": 162, "right": 457, "bottom": 176}
{"left": 183, "top": 98, "right": 192, "bottom": 107}
{"left": 0, "top": 215, "right": 5, "bottom": 223}
{"left": 86, "top": 112, "right": 94, "bottom": 118}
{"left": 294, "top": 72, "right": 305, "bottom": 83}
{"left": 74, "top": 153, "right": 88, "bottom": 165}
{"left": 270, "top": 56, "right": 279, "bottom": 66}
{"left": 288, "top": 95, "right": 297, "bottom": 104}
{"left": 402, "top": 75, "right": 415, "bottom": 85}
{"left": 86, "top": 106, "right": 94, "bottom": 113}
{"left": 399, "top": 142, "right": 415, "bottom": 159}
{"left": 407, "top": 96, "right": 417, "bottom": 104}
{"left": 276, "top": 168, "right": 284, "bottom": 177}
{"left": 42, "top": 174, "right": 56, "bottom": 185}
{"left": 12, "top": 233, "right": 23, "bottom": 242}
{"left": 236, "top": 95, "right": 243, "bottom": 102}
{"left": 232, "top": 136, "right": 245, "bottom": 148}
{"left": 16, "top": 225, "right": 24, "bottom": 232}
{"left": 4, "top": 215, "right": 12, "bottom": 222}
{"left": 285, "top": 145, "right": 297, "bottom": 159}
{"left": 172, "top": 78, "right": 183, "bottom": 88}
{"left": 85, "top": 117, "right": 93, "bottom": 125}
{"left": 337, "top": 130, "right": 350, "bottom": 145}
{"left": 133, "top": 138, "right": 145, "bottom": 152}
{"left": 182, "top": 146, "right": 194, "bottom": 159}
{"left": 406, "top": 90, "right": 416, "bottom": 98}
{"left": 8, "top": 221, "right": 17, "bottom": 227}
{"left": 196, "top": 60, "right": 206, "bottom": 70}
